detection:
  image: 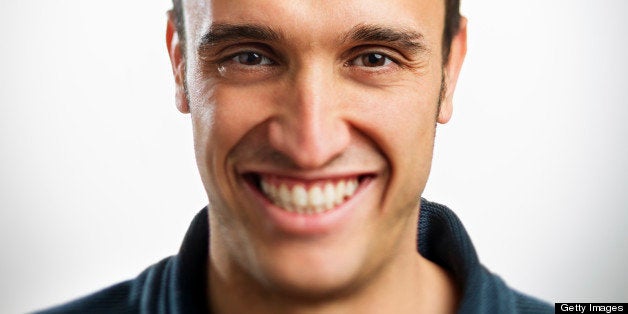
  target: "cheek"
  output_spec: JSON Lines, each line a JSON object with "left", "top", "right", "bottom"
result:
{"left": 354, "top": 86, "right": 438, "bottom": 163}
{"left": 348, "top": 82, "right": 440, "bottom": 208}
{"left": 188, "top": 81, "right": 278, "bottom": 213}
{"left": 191, "top": 84, "right": 276, "bottom": 166}
{"left": 387, "top": 95, "right": 436, "bottom": 192}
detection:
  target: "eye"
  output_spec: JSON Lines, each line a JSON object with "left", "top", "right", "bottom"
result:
{"left": 231, "top": 51, "right": 274, "bottom": 66}
{"left": 350, "top": 53, "right": 394, "bottom": 67}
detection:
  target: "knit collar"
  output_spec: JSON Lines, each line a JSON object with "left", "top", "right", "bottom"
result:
{"left": 174, "top": 199, "right": 519, "bottom": 313}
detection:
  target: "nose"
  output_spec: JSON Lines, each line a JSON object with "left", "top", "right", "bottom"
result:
{"left": 268, "top": 62, "right": 351, "bottom": 169}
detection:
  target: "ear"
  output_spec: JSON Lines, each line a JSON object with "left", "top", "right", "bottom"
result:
{"left": 438, "top": 17, "right": 467, "bottom": 124}
{"left": 166, "top": 10, "right": 190, "bottom": 114}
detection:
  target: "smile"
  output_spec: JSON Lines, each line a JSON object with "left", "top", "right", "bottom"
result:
{"left": 245, "top": 173, "right": 372, "bottom": 215}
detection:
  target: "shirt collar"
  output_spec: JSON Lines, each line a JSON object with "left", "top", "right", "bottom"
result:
{"left": 174, "top": 199, "right": 517, "bottom": 313}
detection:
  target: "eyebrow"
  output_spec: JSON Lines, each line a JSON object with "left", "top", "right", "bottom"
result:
{"left": 199, "top": 23, "right": 282, "bottom": 49}
{"left": 343, "top": 24, "right": 427, "bottom": 54}
{"left": 198, "top": 23, "right": 427, "bottom": 55}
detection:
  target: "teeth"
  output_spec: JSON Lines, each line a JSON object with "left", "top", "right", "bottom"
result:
{"left": 346, "top": 180, "right": 357, "bottom": 196}
{"left": 278, "top": 184, "right": 291, "bottom": 211}
{"left": 323, "top": 183, "right": 335, "bottom": 210}
{"left": 335, "top": 181, "right": 346, "bottom": 205}
{"left": 260, "top": 177, "right": 361, "bottom": 215}
{"left": 309, "top": 186, "right": 324, "bottom": 211}
{"left": 293, "top": 185, "right": 308, "bottom": 208}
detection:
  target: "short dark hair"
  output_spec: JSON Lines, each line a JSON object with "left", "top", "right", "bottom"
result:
{"left": 171, "top": 0, "right": 186, "bottom": 52}
{"left": 170, "top": 0, "right": 461, "bottom": 64}
{"left": 443, "top": 0, "right": 461, "bottom": 64}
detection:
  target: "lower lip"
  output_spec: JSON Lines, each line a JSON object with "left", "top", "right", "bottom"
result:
{"left": 242, "top": 177, "right": 373, "bottom": 236}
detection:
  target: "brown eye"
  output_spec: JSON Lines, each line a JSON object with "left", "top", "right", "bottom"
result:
{"left": 232, "top": 52, "right": 273, "bottom": 66}
{"left": 351, "top": 53, "right": 393, "bottom": 67}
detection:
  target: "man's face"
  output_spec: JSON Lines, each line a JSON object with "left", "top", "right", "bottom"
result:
{"left": 169, "top": 0, "right": 464, "bottom": 298}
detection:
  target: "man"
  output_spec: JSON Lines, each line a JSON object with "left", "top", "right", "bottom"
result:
{"left": 39, "top": 0, "right": 552, "bottom": 313}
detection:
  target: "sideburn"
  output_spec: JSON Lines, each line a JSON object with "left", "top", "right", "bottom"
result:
{"left": 436, "top": 71, "right": 447, "bottom": 122}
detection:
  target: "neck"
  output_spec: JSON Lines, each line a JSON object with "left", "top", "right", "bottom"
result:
{"left": 207, "top": 220, "right": 459, "bottom": 314}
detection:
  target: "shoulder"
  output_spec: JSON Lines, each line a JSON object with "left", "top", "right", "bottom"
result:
{"left": 35, "top": 208, "right": 211, "bottom": 314}
{"left": 511, "top": 289, "right": 554, "bottom": 314}
{"left": 35, "top": 256, "right": 176, "bottom": 314}
{"left": 475, "top": 267, "right": 553, "bottom": 314}
{"left": 418, "top": 199, "right": 553, "bottom": 314}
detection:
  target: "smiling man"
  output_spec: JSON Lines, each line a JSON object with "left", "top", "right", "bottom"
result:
{"left": 39, "top": 0, "right": 552, "bottom": 313}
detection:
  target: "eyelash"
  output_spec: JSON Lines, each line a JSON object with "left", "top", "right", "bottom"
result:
{"left": 220, "top": 49, "right": 399, "bottom": 69}
{"left": 220, "top": 50, "right": 277, "bottom": 67}
{"left": 348, "top": 52, "right": 398, "bottom": 68}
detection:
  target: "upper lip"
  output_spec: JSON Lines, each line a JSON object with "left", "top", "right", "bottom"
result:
{"left": 237, "top": 168, "right": 377, "bottom": 182}
{"left": 235, "top": 157, "right": 382, "bottom": 176}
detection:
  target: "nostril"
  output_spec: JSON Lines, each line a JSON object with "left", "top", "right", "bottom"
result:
{"left": 266, "top": 112, "right": 351, "bottom": 170}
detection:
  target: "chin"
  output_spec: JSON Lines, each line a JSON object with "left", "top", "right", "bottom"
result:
{"left": 260, "top": 265, "right": 365, "bottom": 302}
{"left": 250, "top": 239, "right": 373, "bottom": 301}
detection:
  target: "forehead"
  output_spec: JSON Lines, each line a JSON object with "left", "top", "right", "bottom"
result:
{"left": 182, "top": 0, "right": 444, "bottom": 49}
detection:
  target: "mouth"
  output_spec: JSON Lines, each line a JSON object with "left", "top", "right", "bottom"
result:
{"left": 242, "top": 173, "right": 374, "bottom": 215}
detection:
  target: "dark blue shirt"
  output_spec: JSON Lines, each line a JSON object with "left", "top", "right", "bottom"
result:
{"left": 38, "top": 199, "right": 552, "bottom": 313}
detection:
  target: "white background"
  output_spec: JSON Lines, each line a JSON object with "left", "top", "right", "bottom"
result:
{"left": 1, "top": 1, "right": 627, "bottom": 313}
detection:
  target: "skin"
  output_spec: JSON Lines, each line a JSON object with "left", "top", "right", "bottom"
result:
{"left": 166, "top": 0, "right": 467, "bottom": 313}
